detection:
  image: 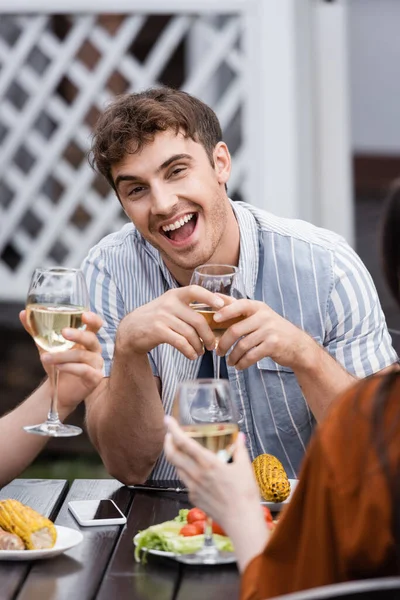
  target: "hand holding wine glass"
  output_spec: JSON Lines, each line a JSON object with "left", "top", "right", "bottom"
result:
{"left": 24, "top": 267, "right": 90, "bottom": 437}
{"left": 172, "top": 378, "right": 239, "bottom": 565}
{"left": 164, "top": 410, "right": 269, "bottom": 573}
{"left": 189, "top": 264, "right": 245, "bottom": 378}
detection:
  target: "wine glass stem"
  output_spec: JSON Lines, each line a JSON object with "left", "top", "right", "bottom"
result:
{"left": 47, "top": 365, "right": 61, "bottom": 424}
{"left": 212, "top": 350, "right": 221, "bottom": 379}
{"left": 203, "top": 516, "right": 216, "bottom": 549}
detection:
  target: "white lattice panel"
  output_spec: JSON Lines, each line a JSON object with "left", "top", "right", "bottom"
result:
{"left": 0, "top": 1, "right": 353, "bottom": 302}
{"left": 0, "top": 12, "right": 245, "bottom": 301}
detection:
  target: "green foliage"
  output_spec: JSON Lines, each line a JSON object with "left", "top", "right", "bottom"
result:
{"left": 21, "top": 457, "right": 110, "bottom": 485}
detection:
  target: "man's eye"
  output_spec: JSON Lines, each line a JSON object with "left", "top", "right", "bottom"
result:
{"left": 128, "top": 186, "right": 145, "bottom": 196}
{"left": 171, "top": 167, "right": 186, "bottom": 177}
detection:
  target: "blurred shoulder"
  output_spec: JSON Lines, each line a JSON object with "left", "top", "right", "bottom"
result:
{"left": 320, "top": 372, "right": 400, "bottom": 447}
{"left": 329, "top": 373, "right": 400, "bottom": 415}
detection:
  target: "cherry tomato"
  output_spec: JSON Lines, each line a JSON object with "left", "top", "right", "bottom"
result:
{"left": 180, "top": 524, "right": 200, "bottom": 537}
{"left": 262, "top": 506, "right": 273, "bottom": 523}
{"left": 212, "top": 521, "right": 226, "bottom": 536}
{"left": 191, "top": 520, "right": 205, "bottom": 534}
{"left": 187, "top": 508, "right": 207, "bottom": 524}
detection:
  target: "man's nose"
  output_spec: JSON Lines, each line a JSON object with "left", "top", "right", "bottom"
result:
{"left": 150, "top": 188, "right": 179, "bottom": 215}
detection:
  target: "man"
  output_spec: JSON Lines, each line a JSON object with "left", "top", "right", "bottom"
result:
{"left": 82, "top": 87, "right": 397, "bottom": 484}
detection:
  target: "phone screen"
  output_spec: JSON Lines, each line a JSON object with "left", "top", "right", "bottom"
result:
{"left": 74, "top": 500, "right": 123, "bottom": 521}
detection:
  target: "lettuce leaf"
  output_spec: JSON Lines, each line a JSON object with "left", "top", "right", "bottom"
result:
{"left": 134, "top": 520, "right": 183, "bottom": 562}
{"left": 166, "top": 533, "right": 233, "bottom": 554}
{"left": 174, "top": 509, "right": 189, "bottom": 523}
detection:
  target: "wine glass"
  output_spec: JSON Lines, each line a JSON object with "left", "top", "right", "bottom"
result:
{"left": 174, "top": 378, "right": 238, "bottom": 565}
{"left": 24, "top": 267, "right": 89, "bottom": 437}
{"left": 189, "top": 264, "right": 245, "bottom": 379}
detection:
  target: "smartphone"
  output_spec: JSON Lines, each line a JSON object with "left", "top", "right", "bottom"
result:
{"left": 68, "top": 499, "right": 127, "bottom": 526}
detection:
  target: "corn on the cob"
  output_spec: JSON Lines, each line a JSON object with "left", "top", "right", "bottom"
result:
{"left": 0, "top": 499, "right": 57, "bottom": 550}
{"left": 252, "top": 453, "right": 291, "bottom": 503}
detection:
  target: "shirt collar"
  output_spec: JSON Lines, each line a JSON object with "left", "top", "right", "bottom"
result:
{"left": 141, "top": 238, "right": 180, "bottom": 289}
{"left": 230, "top": 200, "right": 259, "bottom": 300}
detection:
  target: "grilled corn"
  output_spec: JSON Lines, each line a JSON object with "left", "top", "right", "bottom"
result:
{"left": 0, "top": 499, "right": 57, "bottom": 550}
{"left": 252, "top": 453, "right": 291, "bottom": 503}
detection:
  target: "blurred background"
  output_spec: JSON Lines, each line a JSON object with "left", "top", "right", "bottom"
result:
{"left": 1, "top": 0, "right": 400, "bottom": 481}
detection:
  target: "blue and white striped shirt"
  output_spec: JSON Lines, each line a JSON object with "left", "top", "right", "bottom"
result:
{"left": 82, "top": 201, "right": 397, "bottom": 478}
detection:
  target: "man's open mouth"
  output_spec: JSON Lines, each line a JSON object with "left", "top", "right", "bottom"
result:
{"left": 160, "top": 213, "right": 198, "bottom": 242}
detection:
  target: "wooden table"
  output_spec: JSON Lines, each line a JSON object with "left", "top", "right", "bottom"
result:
{"left": 0, "top": 479, "right": 240, "bottom": 600}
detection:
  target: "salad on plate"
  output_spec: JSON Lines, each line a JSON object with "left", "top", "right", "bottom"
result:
{"left": 134, "top": 505, "right": 275, "bottom": 563}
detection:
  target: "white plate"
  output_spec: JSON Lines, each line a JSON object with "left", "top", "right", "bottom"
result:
{"left": 261, "top": 478, "right": 298, "bottom": 510}
{"left": 133, "top": 534, "right": 236, "bottom": 564}
{"left": 0, "top": 525, "right": 83, "bottom": 561}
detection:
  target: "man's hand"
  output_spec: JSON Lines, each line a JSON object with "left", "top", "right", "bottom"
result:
{"left": 20, "top": 310, "right": 104, "bottom": 415}
{"left": 116, "top": 286, "right": 225, "bottom": 360}
{"left": 214, "top": 299, "right": 315, "bottom": 371}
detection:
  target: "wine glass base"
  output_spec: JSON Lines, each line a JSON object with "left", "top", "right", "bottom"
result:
{"left": 23, "top": 423, "right": 82, "bottom": 437}
{"left": 174, "top": 550, "right": 236, "bottom": 565}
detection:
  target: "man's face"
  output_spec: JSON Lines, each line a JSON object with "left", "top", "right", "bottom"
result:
{"left": 112, "top": 130, "right": 232, "bottom": 275}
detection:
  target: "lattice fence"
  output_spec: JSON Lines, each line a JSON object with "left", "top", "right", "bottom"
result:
{"left": 0, "top": 12, "right": 245, "bottom": 301}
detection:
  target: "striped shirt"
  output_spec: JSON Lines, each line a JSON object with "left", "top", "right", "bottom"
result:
{"left": 82, "top": 201, "right": 397, "bottom": 479}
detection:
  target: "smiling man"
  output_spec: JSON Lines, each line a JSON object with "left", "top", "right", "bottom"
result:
{"left": 82, "top": 88, "right": 397, "bottom": 485}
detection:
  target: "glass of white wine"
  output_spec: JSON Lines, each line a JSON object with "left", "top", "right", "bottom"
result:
{"left": 24, "top": 267, "right": 89, "bottom": 437}
{"left": 174, "top": 378, "right": 238, "bottom": 565}
{"left": 189, "top": 264, "right": 245, "bottom": 379}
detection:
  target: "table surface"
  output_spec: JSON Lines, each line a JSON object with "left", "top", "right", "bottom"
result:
{"left": 0, "top": 479, "right": 240, "bottom": 600}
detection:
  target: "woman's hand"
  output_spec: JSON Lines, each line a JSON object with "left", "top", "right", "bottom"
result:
{"left": 164, "top": 417, "right": 264, "bottom": 531}
{"left": 19, "top": 310, "right": 104, "bottom": 415}
{"left": 164, "top": 416, "right": 269, "bottom": 571}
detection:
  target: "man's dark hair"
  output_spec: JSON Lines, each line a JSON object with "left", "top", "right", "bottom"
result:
{"left": 89, "top": 87, "right": 223, "bottom": 190}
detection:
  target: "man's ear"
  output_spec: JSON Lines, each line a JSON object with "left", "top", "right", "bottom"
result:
{"left": 213, "top": 142, "right": 231, "bottom": 184}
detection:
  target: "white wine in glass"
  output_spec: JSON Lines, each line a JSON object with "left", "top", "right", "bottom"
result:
{"left": 190, "top": 304, "right": 244, "bottom": 346}
{"left": 174, "top": 378, "right": 238, "bottom": 565}
{"left": 26, "top": 305, "right": 85, "bottom": 353}
{"left": 24, "top": 267, "right": 89, "bottom": 437}
{"left": 182, "top": 422, "right": 238, "bottom": 457}
{"left": 190, "top": 264, "right": 245, "bottom": 378}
